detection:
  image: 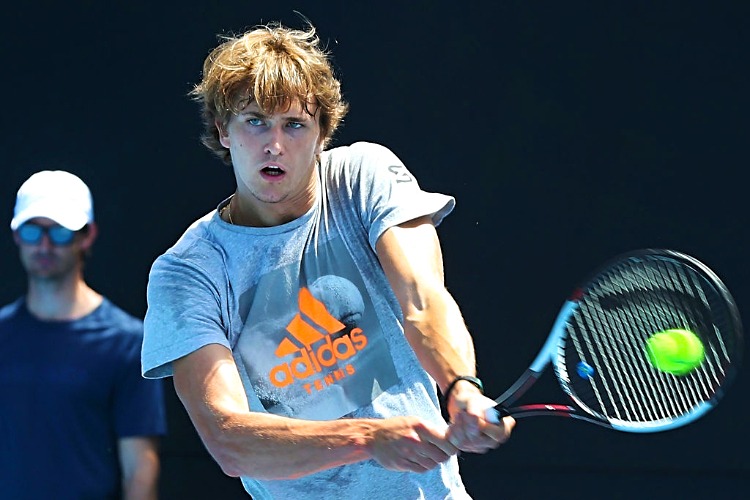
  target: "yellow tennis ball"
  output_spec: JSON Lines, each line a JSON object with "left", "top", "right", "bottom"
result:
{"left": 645, "top": 328, "right": 705, "bottom": 375}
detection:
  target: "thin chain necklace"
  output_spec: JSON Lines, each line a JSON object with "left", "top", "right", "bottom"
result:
{"left": 222, "top": 201, "right": 235, "bottom": 224}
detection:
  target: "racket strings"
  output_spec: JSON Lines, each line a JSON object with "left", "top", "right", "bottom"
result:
{"left": 573, "top": 275, "right": 668, "bottom": 422}
{"left": 559, "top": 255, "right": 738, "bottom": 428}
{"left": 607, "top": 260, "right": 712, "bottom": 418}
{"left": 669, "top": 263, "right": 726, "bottom": 400}
{"left": 570, "top": 307, "right": 637, "bottom": 421}
{"left": 571, "top": 263, "right": 673, "bottom": 422}
{"left": 634, "top": 261, "right": 706, "bottom": 415}
{"left": 625, "top": 260, "right": 721, "bottom": 413}
{"left": 585, "top": 276, "right": 662, "bottom": 422}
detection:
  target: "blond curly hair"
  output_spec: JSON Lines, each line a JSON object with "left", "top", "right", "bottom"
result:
{"left": 190, "top": 22, "right": 349, "bottom": 165}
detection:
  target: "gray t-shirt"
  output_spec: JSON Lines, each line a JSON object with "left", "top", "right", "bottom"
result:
{"left": 142, "top": 142, "right": 471, "bottom": 499}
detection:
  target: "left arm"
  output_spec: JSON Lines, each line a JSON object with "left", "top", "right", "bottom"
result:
{"left": 118, "top": 436, "right": 161, "bottom": 500}
{"left": 376, "top": 215, "right": 514, "bottom": 453}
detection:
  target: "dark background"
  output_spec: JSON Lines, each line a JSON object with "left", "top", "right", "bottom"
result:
{"left": 1, "top": 1, "right": 747, "bottom": 498}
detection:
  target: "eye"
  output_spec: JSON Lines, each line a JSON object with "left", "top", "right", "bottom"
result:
{"left": 287, "top": 121, "right": 303, "bottom": 129}
{"left": 247, "top": 117, "right": 264, "bottom": 126}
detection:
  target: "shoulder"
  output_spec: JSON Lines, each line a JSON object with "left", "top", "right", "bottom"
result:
{"left": 81, "top": 299, "right": 146, "bottom": 360}
{"left": 322, "top": 141, "right": 410, "bottom": 188}
{"left": 146, "top": 215, "right": 232, "bottom": 304}
{"left": 96, "top": 298, "right": 144, "bottom": 336}
{"left": 0, "top": 298, "right": 24, "bottom": 322}
{"left": 324, "top": 141, "right": 401, "bottom": 167}
{"left": 151, "top": 211, "right": 227, "bottom": 276}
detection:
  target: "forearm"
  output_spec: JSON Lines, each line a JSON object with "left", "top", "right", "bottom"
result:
{"left": 375, "top": 217, "right": 479, "bottom": 394}
{"left": 402, "top": 288, "right": 512, "bottom": 453}
{"left": 175, "top": 344, "right": 455, "bottom": 480}
{"left": 175, "top": 346, "right": 379, "bottom": 478}
{"left": 123, "top": 474, "right": 158, "bottom": 500}
{"left": 199, "top": 411, "right": 377, "bottom": 479}
{"left": 119, "top": 437, "right": 160, "bottom": 500}
{"left": 402, "top": 288, "right": 477, "bottom": 393}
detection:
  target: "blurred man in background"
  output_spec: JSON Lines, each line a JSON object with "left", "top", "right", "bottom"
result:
{"left": 0, "top": 170, "right": 168, "bottom": 499}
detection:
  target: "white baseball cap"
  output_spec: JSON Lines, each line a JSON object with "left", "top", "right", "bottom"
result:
{"left": 10, "top": 170, "right": 94, "bottom": 231}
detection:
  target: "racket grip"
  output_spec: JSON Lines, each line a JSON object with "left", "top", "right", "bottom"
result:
{"left": 485, "top": 406, "right": 510, "bottom": 425}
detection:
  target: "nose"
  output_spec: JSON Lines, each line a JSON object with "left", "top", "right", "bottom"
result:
{"left": 264, "top": 125, "right": 284, "bottom": 156}
{"left": 37, "top": 233, "right": 54, "bottom": 250}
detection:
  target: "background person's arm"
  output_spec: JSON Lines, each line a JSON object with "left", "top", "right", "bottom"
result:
{"left": 118, "top": 436, "right": 160, "bottom": 500}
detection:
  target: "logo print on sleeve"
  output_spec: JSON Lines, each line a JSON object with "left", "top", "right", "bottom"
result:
{"left": 269, "top": 286, "right": 368, "bottom": 392}
{"left": 387, "top": 164, "right": 414, "bottom": 183}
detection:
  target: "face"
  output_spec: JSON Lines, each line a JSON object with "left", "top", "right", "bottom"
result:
{"left": 218, "top": 99, "right": 324, "bottom": 221}
{"left": 13, "top": 217, "right": 96, "bottom": 281}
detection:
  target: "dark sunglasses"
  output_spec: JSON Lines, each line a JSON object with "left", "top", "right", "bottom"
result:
{"left": 17, "top": 223, "right": 77, "bottom": 246}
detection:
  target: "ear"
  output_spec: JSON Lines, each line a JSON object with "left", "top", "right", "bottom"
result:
{"left": 216, "top": 119, "right": 230, "bottom": 148}
{"left": 79, "top": 222, "right": 98, "bottom": 252}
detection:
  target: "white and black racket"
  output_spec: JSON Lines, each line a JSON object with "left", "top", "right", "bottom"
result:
{"left": 486, "top": 249, "right": 743, "bottom": 432}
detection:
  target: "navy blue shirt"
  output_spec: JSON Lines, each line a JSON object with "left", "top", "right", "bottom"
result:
{"left": 0, "top": 297, "right": 167, "bottom": 500}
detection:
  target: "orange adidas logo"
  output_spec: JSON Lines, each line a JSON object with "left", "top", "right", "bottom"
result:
{"left": 268, "top": 286, "right": 368, "bottom": 389}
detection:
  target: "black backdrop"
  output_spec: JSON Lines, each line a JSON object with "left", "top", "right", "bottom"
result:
{"left": 1, "top": 1, "right": 747, "bottom": 499}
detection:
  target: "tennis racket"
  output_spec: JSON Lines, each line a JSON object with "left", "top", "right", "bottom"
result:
{"left": 485, "top": 249, "right": 743, "bottom": 433}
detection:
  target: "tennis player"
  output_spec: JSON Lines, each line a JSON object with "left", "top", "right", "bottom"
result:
{"left": 142, "top": 20, "right": 514, "bottom": 499}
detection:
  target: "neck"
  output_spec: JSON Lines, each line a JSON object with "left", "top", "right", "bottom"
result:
{"left": 26, "top": 276, "right": 102, "bottom": 321}
{"left": 231, "top": 174, "right": 319, "bottom": 227}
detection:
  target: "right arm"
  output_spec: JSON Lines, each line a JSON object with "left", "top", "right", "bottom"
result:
{"left": 172, "top": 343, "right": 458, "bottom": 479}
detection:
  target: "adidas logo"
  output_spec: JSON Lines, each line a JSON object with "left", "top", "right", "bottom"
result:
{"left": 268, "top": 286, "right": 368, "bottom": 390}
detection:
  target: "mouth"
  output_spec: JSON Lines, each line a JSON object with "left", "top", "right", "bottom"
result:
{"left": 33, "top": 251, "right": 56, "bottom": 259}
{"left": 32, "top": 254, "right": 58, "bottom": 267}
{"left": 261, "top": 164, "right": 285, "bottom": 177}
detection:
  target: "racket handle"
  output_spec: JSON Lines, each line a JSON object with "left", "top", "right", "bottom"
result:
{"left": 485, "top": 406, "right": 510, "bottom": 425}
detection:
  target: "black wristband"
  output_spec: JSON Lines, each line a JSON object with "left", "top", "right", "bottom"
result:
{"left": 443, "top": 375, "right": 484, "bottom": 406}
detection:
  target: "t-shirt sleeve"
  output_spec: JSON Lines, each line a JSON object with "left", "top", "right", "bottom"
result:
{"left": 346, "top": 142, "right": 456, "bottom": 250}
{"left": 113, "top": 328, "right": 168, "bottom": 438}
{"left": 141, "top": 246, "right": 231, "bottom": 379}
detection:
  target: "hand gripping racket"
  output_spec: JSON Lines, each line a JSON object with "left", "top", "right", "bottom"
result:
{"left": 486, "top": 249, "right": 743, "bottom": 432}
